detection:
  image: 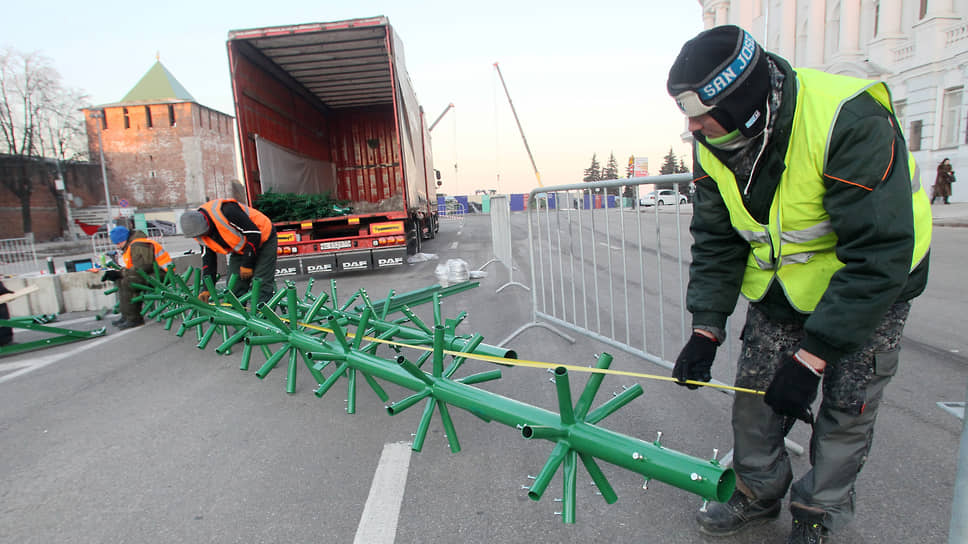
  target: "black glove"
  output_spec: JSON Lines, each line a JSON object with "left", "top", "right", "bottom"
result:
{"left": 100, "top": 269, "right": 122, "bottom": 282}
{"left": 672, "top": 332, "right": 719, "bottom": 389}
{"left": 764, "top": 352, "right": 822, "bottom": 424}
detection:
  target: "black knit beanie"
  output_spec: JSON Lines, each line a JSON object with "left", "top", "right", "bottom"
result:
{"left": 667, "top": 25, "right": 771, "bottom": 138}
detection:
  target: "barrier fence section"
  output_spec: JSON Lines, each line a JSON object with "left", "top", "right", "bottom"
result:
{"left": 478, "top": 195, "right": 527, "bottom": 293}
{"left": 501, "top": 173, "right": 802, "bottom": 462}
{"left": 0, "top": 237, "right": 39, "bottom": 277}
{"left": 438, "top": 198, "right": 466, "bottom": 228}
{"left": 504, "top": 174, "right": 693, "bottom": 369}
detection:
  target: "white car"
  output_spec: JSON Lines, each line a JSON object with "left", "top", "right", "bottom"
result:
{"left": 639, "top": 189, "right": 688, "bottom": 207}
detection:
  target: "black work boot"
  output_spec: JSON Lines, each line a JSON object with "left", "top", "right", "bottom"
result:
{"left": 697, "top": 489, "right": 781, "bottom": 536}
{"left": 111, "top": 316, "right": 126, "bottom": 326}
{"left": 117, "top": 319, "right": 144, "bottom": 330}
{"left": 787, "top": 503, "right": 829, "bottom": 543}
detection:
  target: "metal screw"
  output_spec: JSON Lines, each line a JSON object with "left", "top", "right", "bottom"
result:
{"left": 642, "top": 477, "right": 650, "bottom": 491}
{"left": 527, "top": 475, "right": 536, "bottom": 480}
{"left": 690, "top": 473, "right": 703, "bottom": 482}
{"left": 712, "top": 448, "right": 720, "bottom": 462}
{"left": 700, "top": 500, "right": 709, "bottom": 513}
{"left": 632, "top": 452, "right": 644, "bottom": 460}
{"left": 655, "top": 431, "right": 663, "bottom": 444}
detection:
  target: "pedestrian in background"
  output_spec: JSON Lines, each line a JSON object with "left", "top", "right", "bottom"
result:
{"left": 101, "top": 226, "right": 172, "bottom": 329}
{"left": 179, "top": 199, "right": 277, "bottom": 305}
{"left": 666, "top": 25, "right": 932, "bottom": 543}
{"left": 931, "top": 157, "right": 955, "bottom": 205}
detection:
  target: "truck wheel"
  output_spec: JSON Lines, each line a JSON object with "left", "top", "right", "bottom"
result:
{"left": 407, "top": 222, "right": 421, "bottom": 255}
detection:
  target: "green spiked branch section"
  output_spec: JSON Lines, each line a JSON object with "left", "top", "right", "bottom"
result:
{"left": 132, "top": 268, "right": 735, "bottom": 523}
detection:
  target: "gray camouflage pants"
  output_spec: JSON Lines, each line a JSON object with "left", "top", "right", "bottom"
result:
{"left": 731, "top": 300, "right": 910, "bottom": 532}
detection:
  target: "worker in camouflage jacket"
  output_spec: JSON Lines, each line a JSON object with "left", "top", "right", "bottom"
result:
{"left": 101, "top": 226, "right": 172, "bottom": 329}
{"left": 665, "top": 26, "right": 931, "bottom": 543}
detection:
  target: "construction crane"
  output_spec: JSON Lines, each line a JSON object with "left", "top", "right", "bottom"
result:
{"left": 429, "top": 102, "right": 454, "bottom": 132}
{"left": 493, "top": 62, "right": 543, "bottom": 187}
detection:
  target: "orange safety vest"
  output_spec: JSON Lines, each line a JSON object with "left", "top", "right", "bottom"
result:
{"left": 122, "top": 238, "right": 173, "bottom": 269}
{"left": 196, "top": 199, "right": 273, "bottom": 255}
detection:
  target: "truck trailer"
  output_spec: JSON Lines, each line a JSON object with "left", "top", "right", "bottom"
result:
{"left": 226, "top": 16, "right": 439, "bottom": 278}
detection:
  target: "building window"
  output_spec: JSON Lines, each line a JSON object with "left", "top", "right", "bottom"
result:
{"left": 168, "top": 104, "right": 176, "bottom": 127}
{"left": 909, "top": 120, "right": 923, "bottom": 151}
{"left": 145, "top": 106, "right": 153, "bottom": 128}
{"left": 100, "top": 110, "right": 107, "bottom": 130}
{"left": 920, "top": 0, "right": 928, "bottom": 19}
{"left": 940, "top": 87, "right": 963, "bottom": 148}
{"left": 123, "top": 107, "right": 130, "bottom": 129}
{"left": 199, "top": 108, "right": 205, "bottom": 128}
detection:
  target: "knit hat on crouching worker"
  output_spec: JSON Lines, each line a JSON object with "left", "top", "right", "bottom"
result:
{"left": 109, "top": 226, "right": 129, "bottom": 245}
{"left": 667, "top": 25, "right": 771, "bottom": 138}
{"left": 179, "top": 210, "right": 210, "bottom": 237}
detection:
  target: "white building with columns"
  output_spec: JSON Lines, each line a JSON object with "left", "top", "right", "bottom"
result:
{"left": 695, "top": 0, "right": 967, "bottom": 201}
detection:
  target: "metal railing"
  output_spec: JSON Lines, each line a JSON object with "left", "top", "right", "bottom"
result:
{"left": 501, "top": 173, "right": 802, "bottom": 461}
{"left": 503, "top": 175, "right": 694, "bottom": 366}
{"left": 477, "top": 195, "right": 527, "bottom": 293}
{"left": 0, "top": 236, "right": 40, "bottom": 277}
{"left": 438, "top": 199, "right": 467, "bottom": 227}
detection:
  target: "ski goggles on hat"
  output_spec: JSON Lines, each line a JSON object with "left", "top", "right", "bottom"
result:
{"left": 674, "top": 90, "right": 716, "bottom": 118}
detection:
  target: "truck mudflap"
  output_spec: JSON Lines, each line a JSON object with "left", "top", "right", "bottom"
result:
{"left": 372, "top": 247, "right": 406, "bottom": 269}
{"left": 274, "top": 247, "right": 406, "bottom": 278}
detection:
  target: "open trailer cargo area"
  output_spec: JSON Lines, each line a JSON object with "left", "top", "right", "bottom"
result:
{"left": 226, "top": 16, "right": 438, "bottom": 277}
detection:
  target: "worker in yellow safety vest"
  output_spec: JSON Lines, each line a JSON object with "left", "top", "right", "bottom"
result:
{"left": 665, "top": 25, "right": 930, "bottom": 543}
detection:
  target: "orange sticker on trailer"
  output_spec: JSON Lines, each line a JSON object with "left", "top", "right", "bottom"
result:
{"left": 349, "top": 217, "right": 360, "bottom": 225}
{"left": 370, "top": 221, "right": 405, "bottom": 235}
{"left": 300, "top": 222, "right": 313, "bottom": 230}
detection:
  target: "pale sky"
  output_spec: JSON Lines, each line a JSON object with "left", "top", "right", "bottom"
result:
{"left": 2, "top": 0, "right": 703, "bottom": 196}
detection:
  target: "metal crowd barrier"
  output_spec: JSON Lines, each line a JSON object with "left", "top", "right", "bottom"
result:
{"left": 477, "top": 195, "right": 527, "bottom": 293}
{"left": 438, "top": 198, "right": 467, "bottom": 228}
{"left": 501, "top": 173, "right": 802, "bottom": 461}
{"left": 0, "top": 236, "right": 39, "bottom": 277}
{"left": 503, "top": 174, "right": 694, "bottom": 366}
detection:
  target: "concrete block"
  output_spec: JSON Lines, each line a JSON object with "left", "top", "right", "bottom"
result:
{"left": 59, "top": 271, "right": 115, "bottom": 312}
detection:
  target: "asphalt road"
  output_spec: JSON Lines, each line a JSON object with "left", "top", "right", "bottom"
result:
{"left": 1, "top": 213, "right": 965, "bottom": 544}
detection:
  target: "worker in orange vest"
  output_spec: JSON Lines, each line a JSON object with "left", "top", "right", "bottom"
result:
{"left": 101, "top": 226, "right": 173, "bottom": 329}
{"left": 179, "top": 199, "right": 277, "bottom": 306}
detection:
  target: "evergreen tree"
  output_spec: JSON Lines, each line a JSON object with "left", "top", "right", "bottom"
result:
{"left": 582, "top": 153, "right": 601, "bottom": 182}
{"left": 677, "top": 157, "right": 690, "bottom": 173}
{"left": 602, "top": 152, "right": 621, "bottom": 196}
{"left": 602, "top": 152, "right": 620, "bottom": 180}
{"left": 659, "top": 147, "right": 679, "bottom": 175}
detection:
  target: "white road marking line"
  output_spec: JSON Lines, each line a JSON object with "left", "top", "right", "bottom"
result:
{"left": 353, "top": 441, "right": 413, "bottom": 544}
{"left": 0, "top": 327, "right": 139, "bottom": 385}
{"left": 449, "top": 241, "right": 459, "bottom": 249}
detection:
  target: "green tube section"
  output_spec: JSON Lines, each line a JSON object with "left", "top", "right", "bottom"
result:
{"left": 428, "top": 379, "right": 734, "bottom": 502}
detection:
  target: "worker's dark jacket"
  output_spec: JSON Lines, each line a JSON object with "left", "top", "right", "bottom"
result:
{"left": 687, "top": 55, "right": 930, "bottom": 364}
{"left": 199, "top": 200, "right": 275, "bottom": 281}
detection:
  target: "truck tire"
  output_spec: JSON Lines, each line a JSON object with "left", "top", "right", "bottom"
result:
{"left": 407, "top": 221, "right": 421, "bottom": 255}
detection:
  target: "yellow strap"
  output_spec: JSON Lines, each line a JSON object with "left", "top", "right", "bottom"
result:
{"left": 268, "top": 316, "right": 765, "bottom": 396}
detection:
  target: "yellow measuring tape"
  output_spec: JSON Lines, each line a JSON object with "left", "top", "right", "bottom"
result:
{"left": 265, "top": 315, "right": 765, "bottom": 396}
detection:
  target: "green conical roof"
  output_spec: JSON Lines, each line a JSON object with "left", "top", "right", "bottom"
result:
{"left": 121, "top": 60, "right": 195, "bottom": 103}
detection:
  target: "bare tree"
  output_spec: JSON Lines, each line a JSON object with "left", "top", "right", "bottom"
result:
{"left": 0, "top": 47, "right": 88, "bottom": 236}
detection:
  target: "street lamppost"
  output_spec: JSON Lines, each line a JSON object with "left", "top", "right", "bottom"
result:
{"left": 88, "top": 110, "right": 113, "bottom": 232}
